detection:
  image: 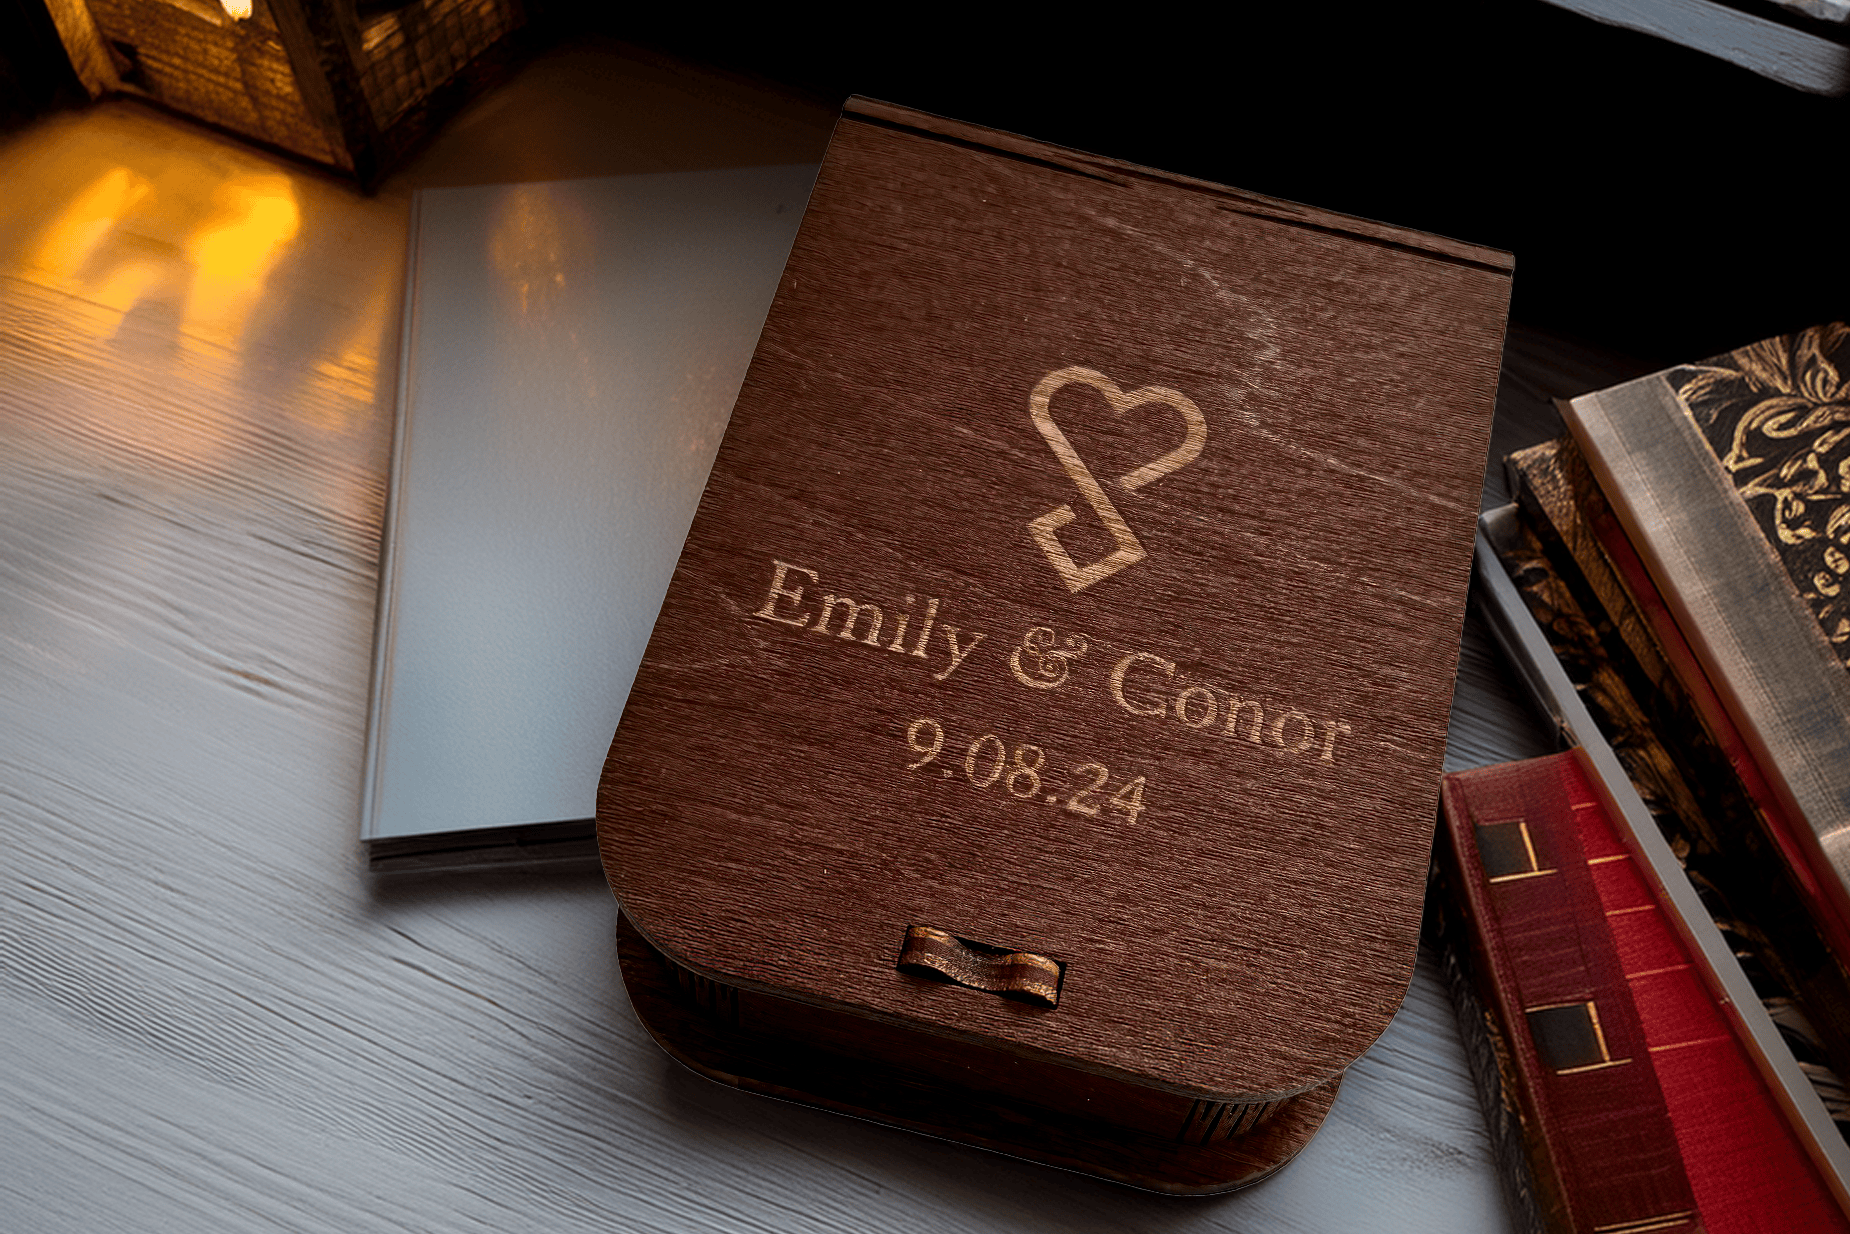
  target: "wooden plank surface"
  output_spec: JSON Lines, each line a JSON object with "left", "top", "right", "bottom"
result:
{"left": 0, "top": 36, "right": 1616, "bottom": 1232}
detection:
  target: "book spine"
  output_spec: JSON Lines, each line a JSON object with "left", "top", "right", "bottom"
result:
{"left": 1474, "top": 514, "right": 1850, "bottom": 1215}
{"left": 1439, "top": 756, "right": 1698, "bottom": 1233}
{"left": 1505, "top": 441, "right": 1850, "bottom": 1103}
{"left": 1425, "top": 859, "right": 1557, "bottom": 1234}
{"left": 1575, "top": 457, "right": 1850, "bottom": 966}
{"left": 1561, "top": 364, "right": 1850, "bottom": 972}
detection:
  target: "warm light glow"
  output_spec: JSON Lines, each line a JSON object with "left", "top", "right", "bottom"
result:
{"left": 487, "top": 185, "right": 599, "bottom": 409}
{"left": 88, "top": 259, "right": 167, "bottom": 317}
{"left": 182, "top": 175, "right": 300, "bottom": 344}
{"left": 26, "top": 167, "right": 299, "bottom": 350}
{"left": 3, "top": 107, "right": 394, "bottom": 476}
{"left": 219, "top": 0, "right": 251, "bottom": 19}
{"left": 489, "top": 184, "right": 579, "bottom": 319}
{"left": 309, "top": 279, "right": 392, "bottom": 416}
{"left": 28, "top": 166, "right": 152, "bottom": 281}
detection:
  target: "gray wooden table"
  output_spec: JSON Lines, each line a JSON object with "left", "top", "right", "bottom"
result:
{"left": 0, "top": 38, "right": 1644, "bottom": 1232}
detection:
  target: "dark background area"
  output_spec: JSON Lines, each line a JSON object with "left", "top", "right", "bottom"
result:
{"left": 5, "top": 0, "right": 1843, "bottom": 364}
{"left": 603, "top": 3, "right": 1843, "bottom": 367}
{"left": 0, "top": 0, "right": 89, "bottom": 130}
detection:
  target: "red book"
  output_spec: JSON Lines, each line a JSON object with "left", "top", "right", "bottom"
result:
{"left": 1436, "top": 751, "right": 1850, "bottom": 1234}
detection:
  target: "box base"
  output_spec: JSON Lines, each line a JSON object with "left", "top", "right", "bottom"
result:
{"left": 616, "top": 913, "right": 1339, "bottom": 1194}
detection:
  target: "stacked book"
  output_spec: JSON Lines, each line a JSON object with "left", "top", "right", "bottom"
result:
{"left": 1447, "top": 323, "right": 1850, "bottom": 1232}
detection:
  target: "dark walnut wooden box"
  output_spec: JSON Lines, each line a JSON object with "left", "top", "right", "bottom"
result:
{"left": 597, "top": 98, "right": 1511, "bottom": 1194}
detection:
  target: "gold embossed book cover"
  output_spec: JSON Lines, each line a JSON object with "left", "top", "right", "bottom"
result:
{"left": 595, "top": 97, "right": 1511, "bottom": 1191}
{"left": 1561, "top": 324, "right": 1850, "bottom": 976}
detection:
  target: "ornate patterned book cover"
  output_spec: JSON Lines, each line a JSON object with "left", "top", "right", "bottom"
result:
{"left": 1667, "top": 324, "right": 1850, "bottom": 668}
{"left": 1561, "top": 324, "right": 1850, "bottom": 985}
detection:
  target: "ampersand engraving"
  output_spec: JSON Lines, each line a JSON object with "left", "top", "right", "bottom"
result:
{"left": 1009, "top": 625, "right": 1088, "bottom": 690}
{"left": 1026, "top": 366, "right": 1207, "bottom": 592}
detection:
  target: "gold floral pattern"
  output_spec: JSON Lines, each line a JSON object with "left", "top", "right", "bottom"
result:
{"left": 1669, "top": 323, "right": 1850, "bottom": 670}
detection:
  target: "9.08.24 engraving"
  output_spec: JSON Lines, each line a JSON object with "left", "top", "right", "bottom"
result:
{"left": 905, "top": 717, "right": 1148, "bottom": 824}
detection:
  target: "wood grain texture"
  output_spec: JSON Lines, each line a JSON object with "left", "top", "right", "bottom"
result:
{"left": 599, "top": 98, "right": 1513, "bottom": 1117}
{"left": 621, "top": 914, "right": 1326, "bottom": 1193}
{"left": 0, "top": 45, "right": 1528, "bottom": 1234}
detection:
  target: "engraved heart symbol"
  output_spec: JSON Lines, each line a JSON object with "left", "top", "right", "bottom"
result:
{"left": 1027, "top": 367, "right": 1207, "bottom": 592}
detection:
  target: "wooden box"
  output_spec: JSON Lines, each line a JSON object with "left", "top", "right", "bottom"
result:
{"left": 597, "top": 99, "right": 1511, "bottom": 1193}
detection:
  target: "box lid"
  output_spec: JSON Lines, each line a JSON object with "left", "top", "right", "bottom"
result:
{"left": 599, "top": 99, "right": 1511, "bottom": 1100}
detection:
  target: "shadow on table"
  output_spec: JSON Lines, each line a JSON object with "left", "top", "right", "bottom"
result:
{"left": 648, "top": 1050, "right": 1259, "bottom": 1229}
